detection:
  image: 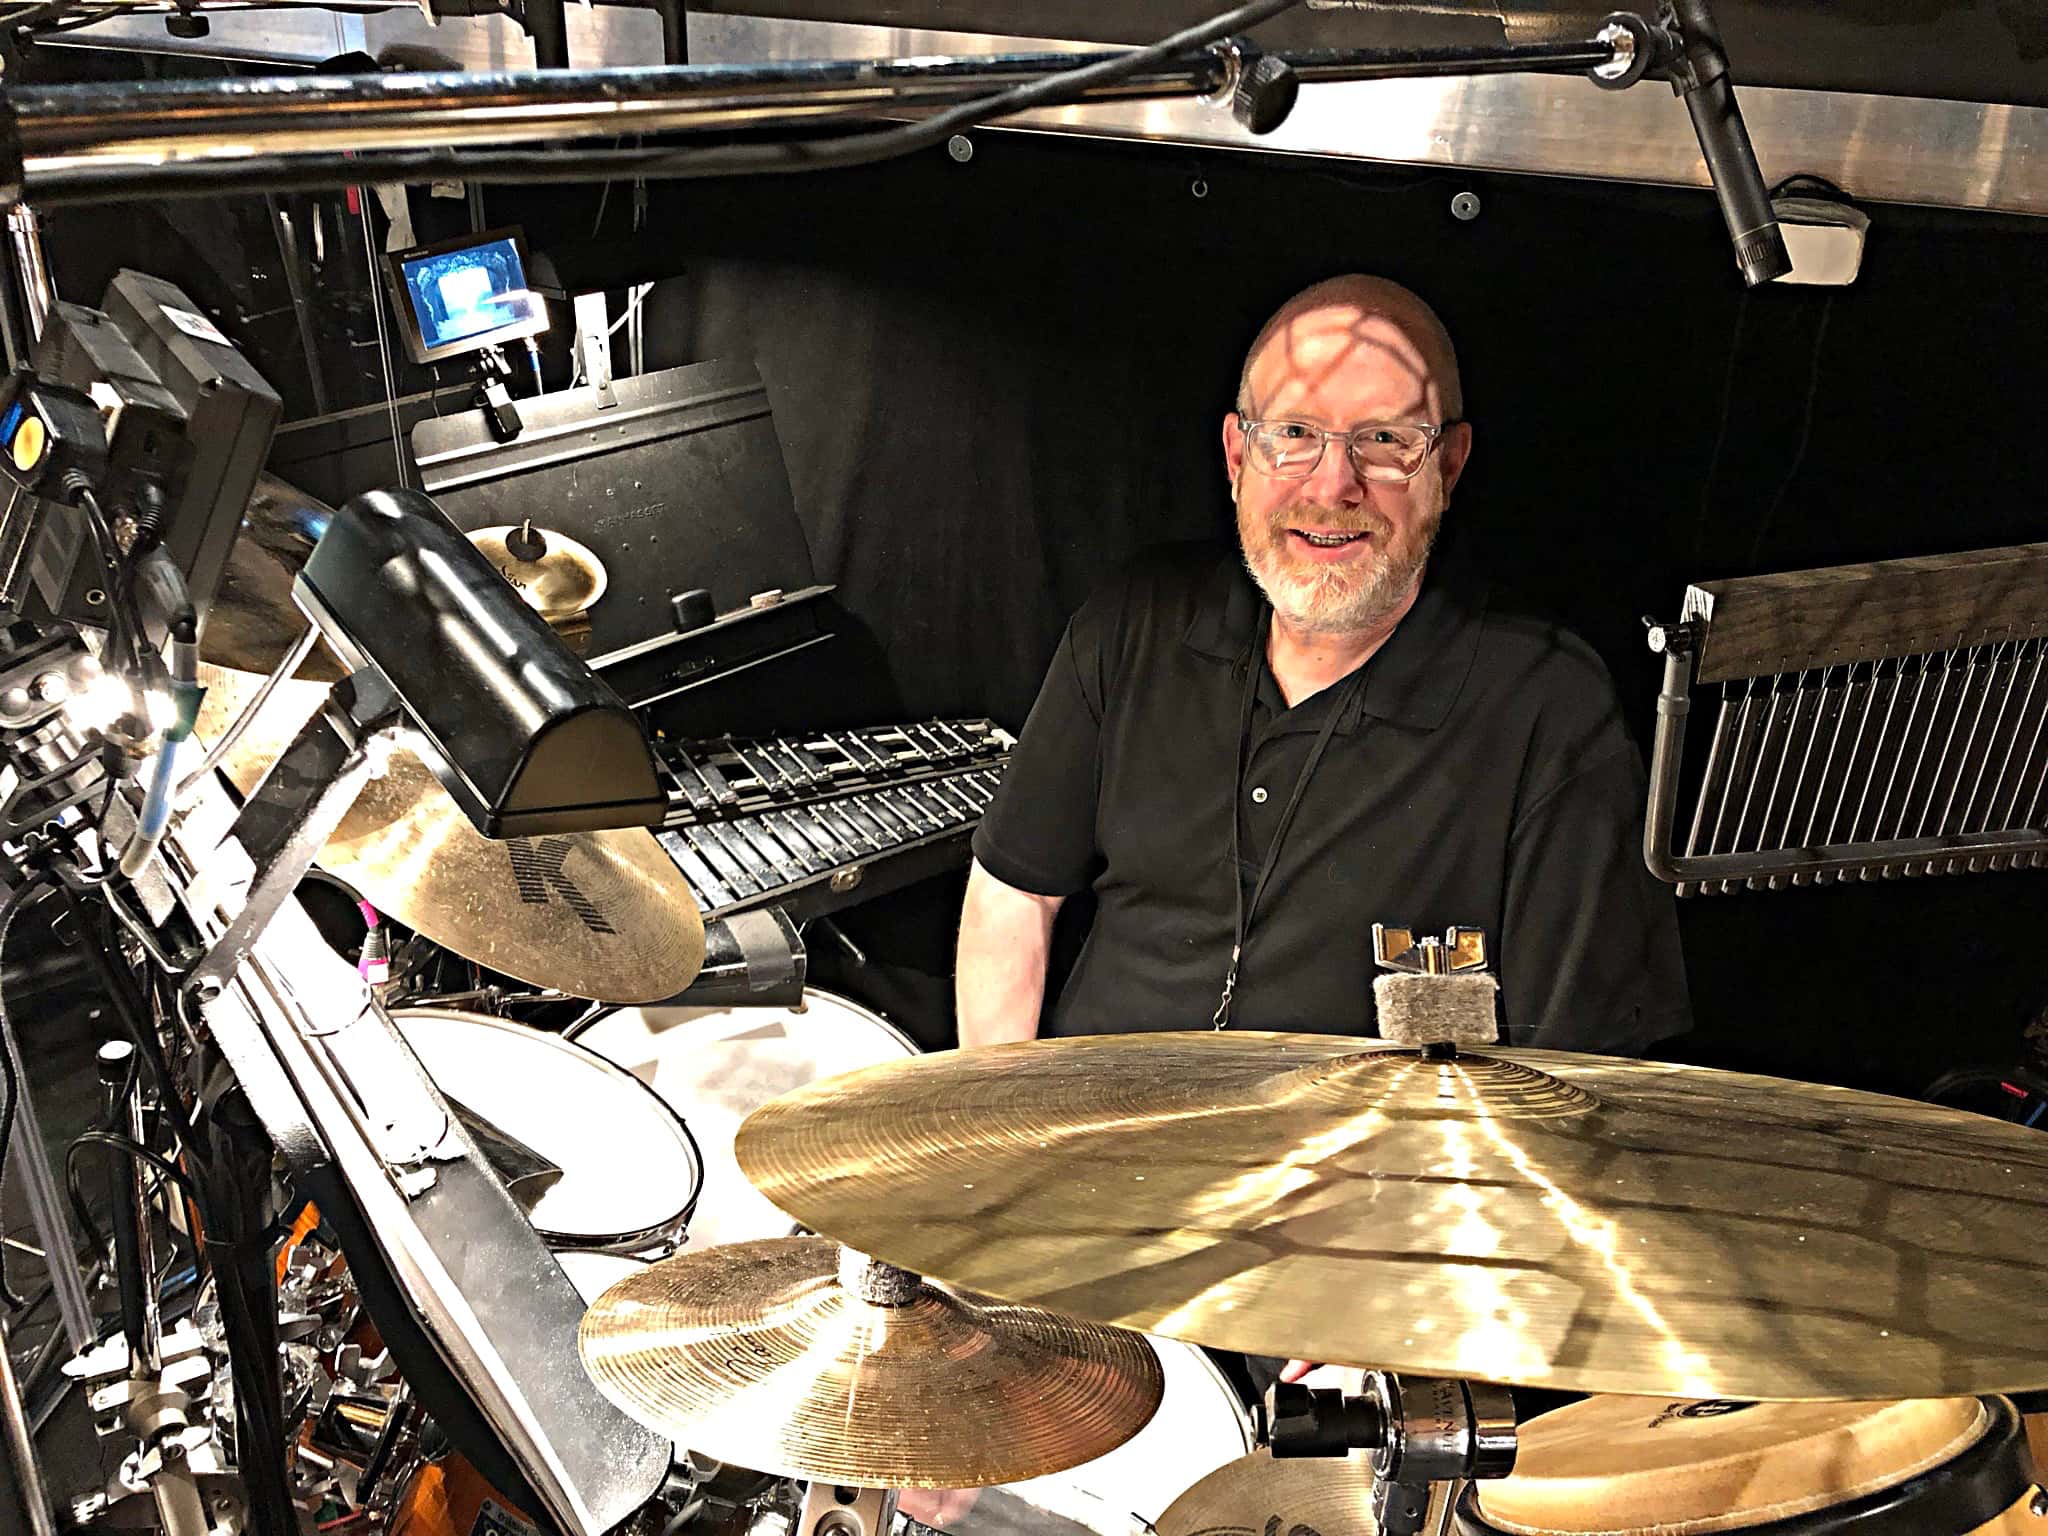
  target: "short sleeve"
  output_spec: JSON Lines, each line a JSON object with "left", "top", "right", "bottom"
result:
{"left": 1499, "top": 743, "right": 1692, "bottom": 1054}
{"left": 971, "top": 615, "right": 1108, "bottom": 897}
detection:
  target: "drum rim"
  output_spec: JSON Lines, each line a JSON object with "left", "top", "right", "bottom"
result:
{"left": 395, "top": 1008, "right": 705, "bottom": 1253}
{"left": 1456, "top": 1396, "right": 2035, "bottom": 1536}
{"left": 569, "top": 987, "right": 922, "bottom": 1061}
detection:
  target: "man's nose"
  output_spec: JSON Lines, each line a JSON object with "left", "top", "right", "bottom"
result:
{"left": 1303, "top": 436, "right": 1368, "bottom": 504}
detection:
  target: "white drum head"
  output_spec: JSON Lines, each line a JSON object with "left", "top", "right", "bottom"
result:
{"left": 577, "top": 990, "right": 919, "bottom": 1250}
{"left": 396, "top": 1010, "right": 699, "bottom": 1250}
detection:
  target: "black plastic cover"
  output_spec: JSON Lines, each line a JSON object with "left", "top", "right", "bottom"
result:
{"left": 294, "top": 485, "right": 666, "bottom": 837}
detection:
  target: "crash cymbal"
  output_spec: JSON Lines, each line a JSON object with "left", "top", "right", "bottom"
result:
{"left": 467, "top": 523, "right": 608, "bottom": 624}
{"left": 194, "top": 663, "right": 702, "bottom": 1003}
{"left": 576, "top": 1236, "right": 1164, "bottom": 1488}
{"left": 201, "top": 473, "right": 347, "bottom": 681}
{"left": 1157, "top": 1453, "right": 1380, "bottom": 1536}
{"left": 735, "top": 1034, "right": 2048, "bottom": 1401}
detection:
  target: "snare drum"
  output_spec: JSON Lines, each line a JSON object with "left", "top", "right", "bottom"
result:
{"left": 953, "top": 1340, "right": 1256, "bottom": 1534}
{"left": 575, "top": 989, "right": 920, "bottom": 1250}
{"left": 1460, "top": 1394, "right": 2042, "bottom": 1535}
{"left": 395, "top": 1009, "right": 702, "bottom": 1254}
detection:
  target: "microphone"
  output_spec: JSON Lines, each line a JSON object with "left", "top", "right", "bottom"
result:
{"left": 1660, "top": 0, "right": 1792, "bottom": 286}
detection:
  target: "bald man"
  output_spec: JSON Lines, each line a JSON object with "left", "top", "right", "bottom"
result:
{"left": 957, "top": 275, "right": 1690, "bottom": 1050}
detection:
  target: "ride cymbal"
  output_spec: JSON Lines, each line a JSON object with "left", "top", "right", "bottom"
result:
{"left": 576, "top": 1236, "right": 1164, "bottom": 1488}
{"left": 1157, "top": 1453, "right": 1380, "bottom": 1536}
{"left": 194, "top": 663, "right": 702, "bottom": 1003}
{"left": 735, "top": 1033, "right": 2048, "bottom": 1401}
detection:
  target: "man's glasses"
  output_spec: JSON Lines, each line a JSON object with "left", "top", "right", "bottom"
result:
{"left": 1237, "top": 418, "right": 1455, "bottom": 483}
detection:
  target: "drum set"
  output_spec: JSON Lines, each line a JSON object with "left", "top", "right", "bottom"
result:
{"left": 179, "top": 488, "right": 2048, "bottom": 1536}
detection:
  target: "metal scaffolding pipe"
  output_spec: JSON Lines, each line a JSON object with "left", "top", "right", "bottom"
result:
{"left": 0, "top": 35, "right": 1619, "bottom": 204}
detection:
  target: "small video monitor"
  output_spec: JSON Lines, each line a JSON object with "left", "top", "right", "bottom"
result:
{"left": 385, "top": 227, "right": 548, "bottom": 366}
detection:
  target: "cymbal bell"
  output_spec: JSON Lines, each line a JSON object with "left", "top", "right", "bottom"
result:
{"left": 194, "top": 663, "right": 702, "bottom": 1003}
{"left": 200, "top": 473, "right": 347, "bottom": 681}
{"left": 576, "top": 1236, "right": 1165, "bottom": 1488}
{"left": 735, "top": 1033, "right": 2048, "bottom": 1402}
{"left": 1156, "top": 1452, "right": 1381, "bottom": 1536}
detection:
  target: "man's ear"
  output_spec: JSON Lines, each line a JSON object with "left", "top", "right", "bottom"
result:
{"left": 1438, "top": 420, "right": 1474, "bottom": 499}
{"left": 1222, "top": 412, "right": 1247, "bottom": 489}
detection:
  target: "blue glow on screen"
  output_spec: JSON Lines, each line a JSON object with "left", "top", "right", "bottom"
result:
{"left": 400, "top": 237, "right": 537, "bottom": 352}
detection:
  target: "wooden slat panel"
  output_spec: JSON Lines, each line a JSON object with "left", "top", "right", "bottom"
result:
{"left": 1684, "top": 544, "right": 2048, "bottom": 683}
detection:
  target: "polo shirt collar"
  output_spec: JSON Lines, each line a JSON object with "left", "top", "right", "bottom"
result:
{"left": 1182, "top": 538, "right": 1488, "bottom": 732}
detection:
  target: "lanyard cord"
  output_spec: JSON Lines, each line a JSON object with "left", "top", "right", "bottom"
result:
{"left": 1213, "top": 607, "right": 1365, "bottom": 1029}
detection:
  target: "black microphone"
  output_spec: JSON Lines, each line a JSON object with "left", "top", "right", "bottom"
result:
{"left": 1660, "top": 0, "right": 1791, "bottom": 287}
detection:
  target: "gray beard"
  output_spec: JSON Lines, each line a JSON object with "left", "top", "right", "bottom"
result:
{"left": 1241, "top": 522, "right": 1436, "bottom": 637}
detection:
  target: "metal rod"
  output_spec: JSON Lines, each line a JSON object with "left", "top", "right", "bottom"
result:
{"left": 1850, "top": 655, "right": 1911, "bottom": 844}
{"left": 1662, "top": 826, "right": 2048, "bottom": 886}
{"left": 1706, "top": 674, "right": 1761, "bottom": 855}
{"left": 1986, "top": 639, "right": 2048, "bottom": 831}
{"left": 1897, "top": 645, "right": 1964, "bottom": 839}
{"left": 1682, "top": 686, "right": 1736, "bottom": 857}
{"left": 1939, "top": 640, "right": 2009, "bottom": 834}
{"left": 5, "top": 34, "right": 1622, "bottom": 204}
{"left": 1760, "top": 667, "right": 1817, "bottom": 850}
{"left": 0, "top": 997, "right": 96, "bottom": 1353}
{"left": 0, "top": 1314, "right": 58, "bottom": 1536}
{"left": 1821, "top": 660, "right": 1877, "bottom": 849}
{"left": 5, "top": 206, "right": 52, "bottom": 342}
{"left": 1731, "top": 671, "right": 1792, "bottom": 858}
{"left": 1869, "top": 650, "right": 1936, "bottom": 844}
{"left": 1804, "top": 660, "right": 1859, "bottom": 850}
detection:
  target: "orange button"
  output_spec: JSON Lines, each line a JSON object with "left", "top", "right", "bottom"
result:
{"left": 10, "top": 414, "right": 46, "bottom": 474}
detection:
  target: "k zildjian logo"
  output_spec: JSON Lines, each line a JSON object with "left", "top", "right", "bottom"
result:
{"left": 506, "top": 837, "right": 616, "bottom": 935}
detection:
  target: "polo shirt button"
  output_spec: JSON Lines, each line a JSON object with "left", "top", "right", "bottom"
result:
{"left": 1250, "top": 786, "right": 1269, "bottom": 804}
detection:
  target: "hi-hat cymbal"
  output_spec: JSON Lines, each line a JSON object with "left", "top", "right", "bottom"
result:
{"left": 576, "top": 1236, "right": 1164, "bottom": 1488}
{"left": 1157, "top": 1453, "right": 1380, "bottom": 1536}
{"left": 194, "top": 663, "right": 702, "bottom": 1003}
{"left": 467, "top": 523, "right": 608, "bottom": 624}
{"left": 735, "top": 1034, "right": 2048, "bottom": 1401}
{"left": 201, "top": 473, "right": 347, "bottom": 681}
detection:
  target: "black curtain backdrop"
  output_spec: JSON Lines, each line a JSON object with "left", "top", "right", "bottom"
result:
{"left": 40, "top": 121, "right": 2048, "bottom": 1092}
{"left": 512, "top": 135, "right": 2048, "bottom": 1088}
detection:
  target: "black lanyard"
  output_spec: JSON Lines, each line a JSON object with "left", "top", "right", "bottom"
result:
{"left": 1213, "top": 608, "right": 1365, "bottom": 1029}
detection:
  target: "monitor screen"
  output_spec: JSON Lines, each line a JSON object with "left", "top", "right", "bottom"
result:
{"left": 389, "top": 230, "right": 548, "bottom": 365}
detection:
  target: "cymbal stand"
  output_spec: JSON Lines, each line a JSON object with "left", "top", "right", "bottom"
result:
{"left": 795, "top": 1481, "right": 896, "bottom": 1536}
{"left": 1265, "top": 1372, "right": 1516, "bottom": 1536}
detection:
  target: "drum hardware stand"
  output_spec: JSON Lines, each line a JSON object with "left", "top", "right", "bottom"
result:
{"left": 795, "top": 1481, "right": 895, "bottom": 1536}
{"left": 162, "top": 670, "right": 671, "bottom": 1535}
{"left": 1265, "top": 1372, "right": 1516, "bottom": 1536}
{"left": 1, "top": 1311, "right": 59, "bottom": 1536}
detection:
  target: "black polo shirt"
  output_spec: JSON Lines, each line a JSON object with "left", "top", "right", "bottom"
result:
{"left": 972, "top": 541, "right": 1690, "bottom": 1053}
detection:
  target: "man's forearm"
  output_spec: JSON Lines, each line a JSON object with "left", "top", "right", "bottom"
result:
{"left": 955, "top": 860, "right": 1064, "bottom": 1047}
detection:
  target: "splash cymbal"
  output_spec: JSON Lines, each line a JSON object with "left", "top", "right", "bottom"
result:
{"left": 194, "top": 663, "right": 702, "bottom": 1003}
{"left": 467, "top": 523, "right": 608, "bottom": 624}
{"left": 201, "top": 473, "right": 347, "bottom": 681}
{"left": 1157, "top": 1453, "right": 1380, "bottom": 1536}
{"left": 735, "top": 1033, "right": 2048, "bottom": 1401}
{"left": 576, "top": 1236, "right": 1164, "bottom": 1488}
